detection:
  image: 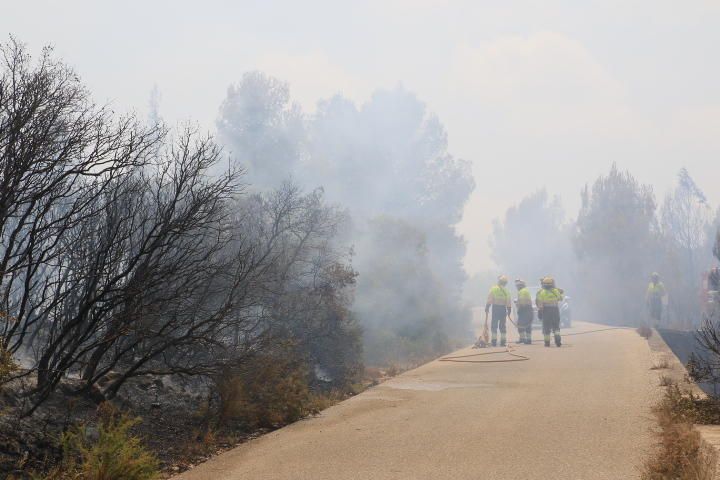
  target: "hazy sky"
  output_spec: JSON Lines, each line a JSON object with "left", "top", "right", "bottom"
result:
{"left": 3, "top": 0, "right": 720, "bottom": 274}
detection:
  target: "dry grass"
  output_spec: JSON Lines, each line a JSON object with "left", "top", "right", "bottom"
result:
{"left": 642, "top": 385, "right": 717, "bottom": 480}
{"left": 384, "top": 364, "right": 401, "bottom": 377}
{"left": 652, "top": 356, "right": 671, "bottom": 370}
{"left": 659, "top": 374, "right": 674, "bottom": 387}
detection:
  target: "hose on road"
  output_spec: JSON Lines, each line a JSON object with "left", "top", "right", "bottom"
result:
{"left": 438, "top": 326, "right": 634, "bottom": 364}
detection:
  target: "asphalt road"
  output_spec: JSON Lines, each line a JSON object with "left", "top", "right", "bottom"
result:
{"left": 175, "top": 321, "right": 658, "bottom": 480}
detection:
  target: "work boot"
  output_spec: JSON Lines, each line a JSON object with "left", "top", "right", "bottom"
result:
{"left": 500, "top": 333, "right": 506, "bottom": 347}
{"left": 544, "top": 340, "right": 550, "bottom": 347}
{"left": 555, "top": 334, "right": 562, "bottom": 347}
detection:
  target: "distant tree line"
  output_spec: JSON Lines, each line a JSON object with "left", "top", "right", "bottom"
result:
{"left": 488, "top": 164, "right": 718, "bottom": 327}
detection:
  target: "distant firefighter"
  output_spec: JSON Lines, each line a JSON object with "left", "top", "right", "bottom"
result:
{"left": 646, "top": 272, "right": 666, "bottom": 325}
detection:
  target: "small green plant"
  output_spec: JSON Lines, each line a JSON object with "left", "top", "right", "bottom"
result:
{"left": 60, "top": 402, "right": 159, "bottom": 480}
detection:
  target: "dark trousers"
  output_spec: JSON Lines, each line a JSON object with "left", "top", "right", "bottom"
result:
{"left": 649, "top": 298, "right": 662, "bottom": 322}
{"left": 517, "top": 305, "right": 533, "bottom": 337}
{"left": 542, "top": 306, "right": 561, "bottom": 336}
{"left": 491, "top": 305, "right": 507, "bottom": 334}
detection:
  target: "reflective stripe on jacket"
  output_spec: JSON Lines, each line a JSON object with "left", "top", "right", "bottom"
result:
{"left": 536, "top": 287, "right": 563, "bottom": 308}
{"left": 647, "top": 282, "right": 666, "bottom": 299}
{"left": 487, "top": 285, "right": 511, "bottom": 307}
{"left": 517, "top": 287, "right": 533, "bottom": 306}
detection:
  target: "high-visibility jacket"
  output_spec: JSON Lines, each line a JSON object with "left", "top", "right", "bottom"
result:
{"left": 536, "top": 287, "right": 563, "bottom": 308}
{"left": 646, "top": 282, "right": 666, "bottom": 300}
{"left": 517, "top": 287, "right": 533, "bottom": 306}
{"left": 487, "top": 285, "right": 511, "bottom": 307}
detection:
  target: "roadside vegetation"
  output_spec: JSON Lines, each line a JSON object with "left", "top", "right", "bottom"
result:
{"left": 641, "top": 235, "right": 720, "bottom": 479}
{"left": 0, "top": 37, "right": 472, "bottom": 477}
{"left": 642, "top": 384, "right": 716, "bottom": 480}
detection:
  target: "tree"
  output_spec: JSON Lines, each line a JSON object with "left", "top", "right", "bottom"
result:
{"left": 307, "top": 88, "right": 475, "bottom": 357}
{"left": 1, "top": 41, "right": 362, "bottom": 414}
{"left": 0, "top": 38, "right": 161, "bottom": 361}
{"left": 216, "top": 72, "right": 305, "bottom": 189}
{"left": 575, "top": 164, "right": 658, "bottom": 325}
{"left": 217, "top": 79, "right": 475, "bottom": 365}
{"left": 491, "top": 190, "right": 573, "bottom": 286}
{"left": 659, "top": 168, "right": 713, "bottom": 326}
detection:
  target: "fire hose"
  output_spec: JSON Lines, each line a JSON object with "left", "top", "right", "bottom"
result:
{"left": 439, "top": 325, "right": 633, "bottom": 364}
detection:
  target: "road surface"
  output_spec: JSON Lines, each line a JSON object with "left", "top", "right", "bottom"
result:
{"left": 176, "top": 321, "right": 658, "bottom": 480}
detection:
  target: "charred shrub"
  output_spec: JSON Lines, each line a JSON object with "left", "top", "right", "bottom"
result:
{"left": 214, "top": 351, "right": 313, "bottom": 430}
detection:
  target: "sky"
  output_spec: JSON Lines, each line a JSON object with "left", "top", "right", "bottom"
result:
{"left": 3, "top": 0, "right": 720, "bottom": 275}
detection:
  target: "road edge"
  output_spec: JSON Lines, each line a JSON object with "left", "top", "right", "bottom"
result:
{"left": 648, "top": 328, "right": 720, "bottom": 479}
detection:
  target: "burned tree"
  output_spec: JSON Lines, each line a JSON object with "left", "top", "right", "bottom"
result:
{"left": 0, "top": 39, "right": 361, "bottom": 415}
{"left": 0, "top": 38, "right": 160, "bottom": 366}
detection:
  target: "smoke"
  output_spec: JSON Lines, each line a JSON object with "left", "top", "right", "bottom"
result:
{"left": 217, "top": 72, "right": 474, "bottom": 365}
{"left": 488, "top": 164, "right": 720, "bottom": 329}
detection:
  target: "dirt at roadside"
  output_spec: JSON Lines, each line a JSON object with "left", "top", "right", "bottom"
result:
{"left": 0, "top": 375, "right": 260, "bottom": 478}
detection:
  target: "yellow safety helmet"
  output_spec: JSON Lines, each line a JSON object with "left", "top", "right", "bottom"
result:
{"left": 541, "top": 276, "right": 554, "bottom": 288}
{"left": 498, "top": 275, "right": 508, "bottom": 286}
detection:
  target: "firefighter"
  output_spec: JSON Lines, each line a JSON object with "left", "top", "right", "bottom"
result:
{"left": 514, "top": 279, "right": 533, "bottom": 344}
{"left": 646, "top": 272, "right": 666, "bottom": 325}
{"left": 536, "top": 276, "right": 563, "bottom": 347}
{"left": 485, "top": 275, "right": 511, "bottom": 347}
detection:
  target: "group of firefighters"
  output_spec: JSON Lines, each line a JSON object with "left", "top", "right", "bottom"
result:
{"left": 485, "top": 275, "right": 564, "bottom": 348}
{"left": 484, "top": 272, "right": 671, "bottom": 349}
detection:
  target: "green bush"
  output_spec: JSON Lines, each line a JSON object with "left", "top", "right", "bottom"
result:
{"left": 60, "top": 403, "right": 159, "bottom": 480}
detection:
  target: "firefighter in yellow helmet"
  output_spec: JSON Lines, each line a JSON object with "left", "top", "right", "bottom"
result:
{"left": 646, "top": 272, "right": 666, "bottom": 325}
{"left": 486, "top": 275, "right": 511, "bottom": 347}
{"left": 536, "top": 276, "right": 563, "bottom": 347}
{"left": 514, "top": 279, "right": 533, "bottom": 344}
